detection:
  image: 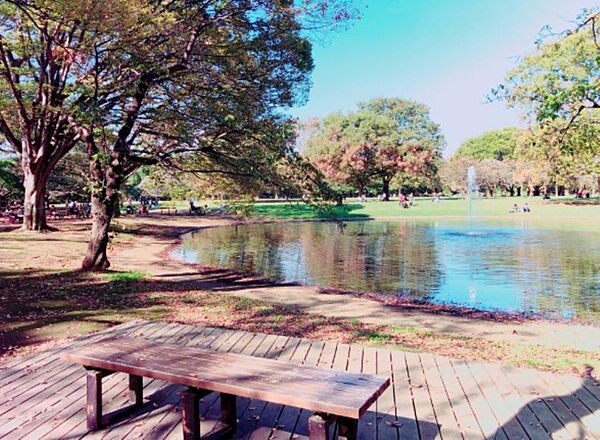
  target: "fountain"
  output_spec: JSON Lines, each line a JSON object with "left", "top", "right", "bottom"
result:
{"left": 466, "top": 165, "right": 479, "bottom": 217}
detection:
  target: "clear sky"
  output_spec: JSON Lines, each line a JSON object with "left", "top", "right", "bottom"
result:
{"left": 290, "top": 0, "right": 597, "bottom": 156}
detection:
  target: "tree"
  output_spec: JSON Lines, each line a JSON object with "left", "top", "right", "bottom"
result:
{"left": 492, "top": 10, "right": 600, "bottom": 197}
{"left": 47, "top": 147, "right": 89, "bottom": 203}
{"left": 0, "top": 0, "right": 357, "bottom": 240}
{"left": 359, "top": 98, "right": 445, "bottom": 198}
{"left": 455, "top": 128, "right": 525, "bottom": 161}
{"left": 359, "top": 98, "right": 445, "bottom": 149}
{"left": 0, "top": 1, "right": 101, "bottom": 229}
{"left": 494, "top": 10, "right": 599, "bottom": 129}
{"left": 306, "top": 111, "right": 400, "bottom": 197}
{"left": 516, "top": 117, "right": 600, "bottom": 195}
{"left": 439, "top": 157, "right": 473, "bottom": 195}
{"left": 0, "top": 0, "right": 355, "bottom": 270}
{"left": 0, "top": 157, "right": 21, "bottom": 206}
{"left": 305, "top": 98, "right": 443, "bottom": 199}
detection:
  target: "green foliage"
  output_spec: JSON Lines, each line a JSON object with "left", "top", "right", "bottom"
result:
{"left": 495, "top": 10, "right": 600, "bottom": 125}
{"left": 455, "top": 128, "right": 525, "bottom": 161}
{"left": 516, "top": 116, "right": 600, "bottom": 192}
{"left": 359, "top": 98, "right": 445, "bottom": 150}
{"left": 304, "top": 98, "right": 443, "bottom": 196}
{"left": 47, "top": 147, "right": 89, "bottom": 202}
{"left": 0, "top": 158, "right": 22, "bottom": 205}
{"left": 100, "top": 271, "right": 148, "bottom": 283}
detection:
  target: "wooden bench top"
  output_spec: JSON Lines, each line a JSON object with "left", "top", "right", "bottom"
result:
{"left": 61, "top": 337, "right": 390, "bottom": 419}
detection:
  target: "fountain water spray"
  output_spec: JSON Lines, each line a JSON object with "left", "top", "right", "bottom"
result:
{"left": 467, "top": 165, "right": 479, "bottom": 217}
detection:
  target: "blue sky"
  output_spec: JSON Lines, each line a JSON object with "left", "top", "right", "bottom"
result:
{"left": 291, "top": 0, "right": 597, "bottom": 156}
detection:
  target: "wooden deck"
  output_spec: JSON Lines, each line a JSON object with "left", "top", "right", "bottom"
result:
{"left": 0, "top": 321, "right": 598, "bottom": 440}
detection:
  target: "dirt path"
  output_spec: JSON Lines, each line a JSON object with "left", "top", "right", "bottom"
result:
{"left": 110, "top": 216, "right": 600, "bottom": 353}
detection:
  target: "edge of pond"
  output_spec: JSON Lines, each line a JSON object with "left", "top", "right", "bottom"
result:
{"left": 163, "top": 214, "right": 600, "bottom": 328}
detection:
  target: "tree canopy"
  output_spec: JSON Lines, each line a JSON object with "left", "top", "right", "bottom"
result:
{"left": 454, "top": 128, "right": 525, "bottom": 161}
{"left": 494, "top": 10, "right": 599, "bottom": 128}
{"left": 304, "top": 98, "right": 443, "bottom": 199}
{"left": 0, "top": 0, "right": 357, "bottom": 269}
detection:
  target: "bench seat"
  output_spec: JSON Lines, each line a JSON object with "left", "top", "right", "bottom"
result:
{"left": 62, "top": 337, "right": 390, "bottom": 440}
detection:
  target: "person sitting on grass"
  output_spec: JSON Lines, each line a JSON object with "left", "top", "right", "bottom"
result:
{"left": 510, "top": 203, "right": 520, "bottom": 213}
{"left": 399, "top": 193, "right": 409, "bottom": 209}
{"left": 523, "top": 202, "right": 531, "bottom": 213}
{"left": 189, "top": 200, "right": 204, "bottom": 215}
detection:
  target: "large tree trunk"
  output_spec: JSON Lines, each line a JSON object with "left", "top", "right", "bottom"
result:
{"left": 81, "top": 193, "right": 116, "bottom": 271}
{"left": 21, "top": 169, "right": 49, "bottom": 231}
{"left": 382, "top": 178, "right": 391, "bottom": 201}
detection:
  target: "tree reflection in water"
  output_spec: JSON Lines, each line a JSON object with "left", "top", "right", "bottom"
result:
{"left": 174, "top": 220, "right": 600, "bottom": 322}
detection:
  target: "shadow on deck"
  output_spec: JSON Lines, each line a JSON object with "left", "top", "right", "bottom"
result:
{"left": 0, "top": 321, "right": 598, "bottom": 440}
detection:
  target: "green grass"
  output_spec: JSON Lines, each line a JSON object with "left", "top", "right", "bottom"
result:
{"left": 249, "top": 197, "right": 600, "bottom": 232}
{"left": 99, "top": 271, "right": 148, "bottom": 283}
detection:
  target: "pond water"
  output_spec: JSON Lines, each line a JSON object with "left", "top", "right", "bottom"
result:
{"left": 173, "top": 220, "right": 600, "bottom": 321}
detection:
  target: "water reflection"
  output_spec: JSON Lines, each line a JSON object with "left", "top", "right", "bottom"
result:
{"left": 173, "top": 220, "right": 600, "bottom": 321}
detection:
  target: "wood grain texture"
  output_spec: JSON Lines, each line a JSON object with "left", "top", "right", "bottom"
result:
{"left": 0, "top": 321, "right": 597, "bottom": 440}
{"left": 61, "top": 336, "right": 391, "bottom": 419}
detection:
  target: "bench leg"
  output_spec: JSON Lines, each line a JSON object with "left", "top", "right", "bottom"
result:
{"left": 128, "top": 374, "right": 143, "bottom": 407}
{"left": 337, "top": 417, "right": 358, "bottom": 440}
{"left": 86, "top": 370, "right": 103, "bottom": 431}
{"left": 309, "top": 413, "right": 333, "bottom": 440}
{"left": 182, "top": 387, "right": 201, "bottom": 440}
{"left": 220, "top": 393, "right": 237, "bottom": 432}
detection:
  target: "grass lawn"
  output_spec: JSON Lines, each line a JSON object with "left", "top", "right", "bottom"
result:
{"left": 250, "top": 197, "right": 600, "bottom": 231}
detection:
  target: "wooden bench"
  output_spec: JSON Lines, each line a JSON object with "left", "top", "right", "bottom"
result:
{"left": 61, "top": 337, "right": 390, "bottom": 440}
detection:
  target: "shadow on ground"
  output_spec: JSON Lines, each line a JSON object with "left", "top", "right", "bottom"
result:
{"left": 0, "top": 268, "right": 362, "bottom": 359}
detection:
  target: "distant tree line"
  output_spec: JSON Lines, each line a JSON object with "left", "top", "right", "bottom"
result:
{"left": 301, "top": 9, "right": 600, "bottom": 199}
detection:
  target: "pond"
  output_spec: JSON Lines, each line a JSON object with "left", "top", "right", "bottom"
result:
{"left": 172, "top": 220, "right": 600, "bottom": 321}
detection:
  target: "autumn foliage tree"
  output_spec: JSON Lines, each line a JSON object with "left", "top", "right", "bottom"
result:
{"left": 492, "top": 9, "right": 600, "bottom": 196}
{"left": 304, "top": 98, "right": 443, "bottom": 199}
{"left": 0, "top": 0, "right": 358, "bottom": 270}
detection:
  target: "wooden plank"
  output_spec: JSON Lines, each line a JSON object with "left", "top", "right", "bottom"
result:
{"left": 98, "top": 327, "right": 237, "bottom": 439}
{"left": 0, "top": 320, "right": 145, "bottom": 383}
{"left": 449, "top": 358, "right": 506, "bottom": 440}
{"left": 250, "top": 339, "right": 328, "bottom": 440}
{"left": 149, "top": 330, "right": 271, "bottom": 440}
{"left": 389, "top": 350, "right": 419, "bottom": 440}
{"left": 357, "top": 346, "right": 378, "bottom": 440}
{"left": 0, "top": 322, "right": 171, "bottom": 438}
{"left": 161, "top": 332, "right": 283, "bottom": 440}
{"left": 283, "top": 339, "right": 335, "bottom": 440}
{"left": 332, "top": 344, "right": 351, "bottom": 372}
{"left": 404, "top": 351, "right": 441, "bottom": 440}
{"left": 264, "top": 339, "right": 337, "bottom": 440}
{"left": 373, "top": 348, "right": 398, "bottom": 440}
{"left": 234, "top": 335, "right": 297, "bottom": 440}
{"left": 582, "top": 378, "right": 600, "bottom": 402}
{"left": 61, "top": 337, "right": 390, "bottom": 419}
{"left": 96, "top": 327, "right": 238, "bottom": 440}
{"left": 434, "top": 355, "right": 484, "bottom": 440}
{"left": 480, "top": 362, "right": 550, "bottom": 440}
{"left": 535, "top": 369, "right": 598, "bottom": 439}
{"left": 0, "top": 321, "right": 153, "bottom": 397}
{"left": 466, "top": 361, "right": 528, "bottom": 440}
{"left": 270, "top": 338, "right": 313, "bottom": 440}
{"left": 0, "top": 322, "right": 159, "bottom": 418}
{"left": 498, "top": 365, "right": 569, "bottom": 440}
{"left": 419, "top": 352, "right": 464, "bottom": 439}
{"left": 554, "top": 373, "right": 600, "bottom": 436}
{"left": 13, "top": 322, "right": 186, "bottom": 440}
